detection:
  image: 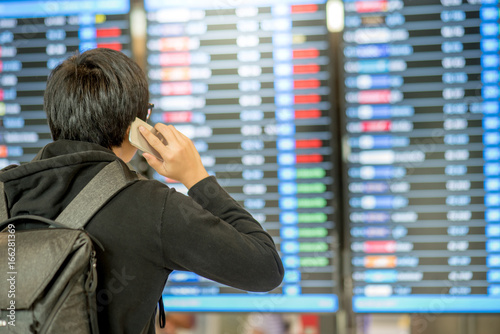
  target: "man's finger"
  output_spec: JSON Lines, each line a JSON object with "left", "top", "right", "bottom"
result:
{"left": 155, "top": 123, "right": 179, "bottom": 144}
{"left": 139, "top": 126, "right": 168, "bottom": 153}
{"left": 173, "top": 127, "right": 192, "bottom": 144}
{"left": 142, "top": 153, "right": 164, "bottom": 171}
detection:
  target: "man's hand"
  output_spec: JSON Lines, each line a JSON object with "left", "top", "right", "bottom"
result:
{"left": 139, "top": 123, "right": 209, "bottom": 189}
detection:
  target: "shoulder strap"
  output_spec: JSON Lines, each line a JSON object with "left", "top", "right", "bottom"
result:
{"left": 55, "top": 160, "right": 137, "bottom": 229}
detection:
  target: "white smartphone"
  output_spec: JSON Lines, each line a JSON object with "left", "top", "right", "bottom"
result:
{"left": 129, "top": 118, "right": 167, "bottom": 161}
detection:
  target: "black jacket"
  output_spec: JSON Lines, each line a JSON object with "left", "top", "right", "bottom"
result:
{"left": 0, "top": 140, "right": 284, "bottom": 333}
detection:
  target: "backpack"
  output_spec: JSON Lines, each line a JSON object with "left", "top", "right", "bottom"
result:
{"left": 0, "top": 160, "right": 153, "bottom": 333}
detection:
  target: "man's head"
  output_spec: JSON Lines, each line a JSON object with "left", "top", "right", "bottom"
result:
{"left": 44, "top": 48, "right": 149, "bottom": 150}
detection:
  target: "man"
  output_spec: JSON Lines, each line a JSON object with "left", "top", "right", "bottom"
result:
{"left": 0, "top": 48, "right": 284, "bottom": 333}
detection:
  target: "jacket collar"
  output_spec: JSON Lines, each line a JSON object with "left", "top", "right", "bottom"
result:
{"left": 0, "top": 140, "right": 119, "bottom": 183}
{"left": 32, "top": 140, "right": 116, "bottom": 161}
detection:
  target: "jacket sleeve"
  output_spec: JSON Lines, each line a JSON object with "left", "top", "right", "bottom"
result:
{"left": 159, "top": 176, "right": 284, "bottom": 292}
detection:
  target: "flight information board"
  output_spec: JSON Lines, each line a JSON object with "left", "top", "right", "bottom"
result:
{"left": 145, "top": 0, "right": 339, "bottom": 312}
{"left": 342, "top": 0, "right": 500, "bottom": 312}
{"left": 0, "top": 0, "right": 131, "bottom": 166}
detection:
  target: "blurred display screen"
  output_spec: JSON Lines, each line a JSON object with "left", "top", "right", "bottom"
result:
{"left": 342, "top": 0, "right": 500, "bottom": 313}
{"left": 0, "top": 0, "right": 131, "bottom": 165}
{"left": 6, "top": 0, "right": 499, "bottom": 316}
{"left": 145, "top": 0, "right": 340, "bottom": 312}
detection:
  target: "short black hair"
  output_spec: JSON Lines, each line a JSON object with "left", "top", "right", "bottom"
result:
{"left": 44, "top": 48, "right": 149, "bottom": 149}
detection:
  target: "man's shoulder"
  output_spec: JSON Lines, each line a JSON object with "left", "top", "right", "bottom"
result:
{"left": 120, "top": 176, "right": 184, "bottom": 205}
{"left": 125, "top": 177, "right": 169, "bottom": 193}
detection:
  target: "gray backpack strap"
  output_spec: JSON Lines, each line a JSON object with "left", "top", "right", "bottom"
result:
{"left": 56, "top": 160, "right": 135, "bottom": 229}
{"left": 0, "top": 182, "right": 8, "bottom": 222}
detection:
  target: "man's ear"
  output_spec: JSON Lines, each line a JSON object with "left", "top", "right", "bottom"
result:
{"left": 124, "top": 126, "right": 131, "bottom": 142}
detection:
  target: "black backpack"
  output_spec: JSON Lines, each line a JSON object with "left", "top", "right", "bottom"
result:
{"left": 0, "top": 160, "right": 163, "bottom": 333}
